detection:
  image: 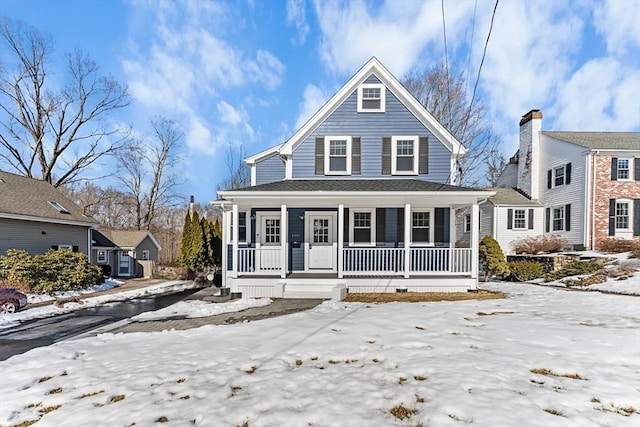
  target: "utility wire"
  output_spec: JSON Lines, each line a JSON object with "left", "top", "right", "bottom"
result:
{"left": 469, "top": 0, "right": 499, "bottom": 114}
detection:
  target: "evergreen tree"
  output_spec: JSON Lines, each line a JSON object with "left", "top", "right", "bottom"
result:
{"left": 190, "top": 210, "right": 206, "bottom": 272}
{"left": 479, "top": 235, "right": 510, "bottom": 281}
{"left": 178, "top": 210, "right": 193, "bottom": 272}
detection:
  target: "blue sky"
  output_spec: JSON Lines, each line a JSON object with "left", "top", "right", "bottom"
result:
{"left": 2, "top": 0, "right": 639, "bottom": 204}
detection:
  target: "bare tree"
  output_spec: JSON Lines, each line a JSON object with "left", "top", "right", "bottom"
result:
{"left": 0, "top": 18, "right": 130, "bottom": 187}
{"left": 217, "top": 142, "right": 250, "bottom": 191}
{"left": 402, "top": 62, "right": 500, "bottom": 186}
{"left": 116, "top": 117, "right": 184, "bottom": 230}
{"left": 484, "top": 140, "right": 507, "bottom": 187}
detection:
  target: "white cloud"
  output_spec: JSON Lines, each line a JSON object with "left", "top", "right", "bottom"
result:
{"left": 286, "top": 0, "right": 310, "bottom": 45}
{"left": 295, "top": 84, "right": 331, "bottom": 129}
{"left": 593, "top": 0, "right": 640, "bottom": 57}
{"left": 311, "top": 0, "right": 474, "bottom": 77}
{"left": 186, "top": 115, "right": 214, "bottom": 155}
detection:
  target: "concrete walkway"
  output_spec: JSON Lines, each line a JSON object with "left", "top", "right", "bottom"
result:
{"left": 109, "top": 296, "right": 325, "bottom": 334}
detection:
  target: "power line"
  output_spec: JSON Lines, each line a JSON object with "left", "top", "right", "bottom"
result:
{"left": 469, "top": 0, "right": 499, "bottom": 114}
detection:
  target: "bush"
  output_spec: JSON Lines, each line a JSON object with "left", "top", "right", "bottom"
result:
{"left": 0, "top": 249, "right": 102, "bottom": 295}
{"left": 512, "top": 235, "right": 569, "bottom": 254}
{"left": 479, "top": 235, "right": 510, "bottom": 281}
{"left": 508, "top": 260, "right": 544, "bottom": 282}
{"left": 631, "top": 247, "right": 640, "bottom": 259}
{"left": 545, "top": 261, "right": 603, "bottom": 281}
{"left": 597, "top": 238, "right": 640, "bottom": 254}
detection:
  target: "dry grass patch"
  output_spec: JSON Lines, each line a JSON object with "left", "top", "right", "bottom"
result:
{"left": 244, "top": 366, "right": 257, "bottom": 374}
{"left": 157, "top": 416, "right": 169, "bottom": 423}
{"left": 543, "top": 408, "right": 563, "bottom": 416}
{"left": 176, "top": 378, "right": 186, "bottom": 383}
{"left": 390, "top": 403, "right": 417, "bottom": 420}
{"left": 40, "top": 405, "right": 62, "bottom": 414}
{"left": 413, "top": 375, "right": 427, "bottom": 381}
{"left": 477, "top": 311, "right": 514, "bottom": 316}
{"left": 11, "top": 419, "right": 41, "bottom": 427}
{"left": 344, "top": 290, "right": 504, "bottom": 303}
{"left": 295, "top": 359, "right": 303, "bottom": 366}
{"left": 530, "top": 368, "right": 585, "bottom": 380}
{"left": 109, "top": 394, "right": 126, "bottom": 403}
{"left": 48, "top": 387, "right": 63, "bottom": 394}
{"left": 79, "top": 390, "right": 104, "bottom": 399}
{"left": 38, "top": 376, "right": 53, "bottom": 383}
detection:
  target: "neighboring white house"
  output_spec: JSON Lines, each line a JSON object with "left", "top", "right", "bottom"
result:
{"left": 215, "top": 57, "right": 494, "bottom": 299}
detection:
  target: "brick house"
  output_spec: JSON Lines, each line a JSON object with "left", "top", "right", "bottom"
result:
{"left": 497, "top": 110, "right": 640, "bottom": 250}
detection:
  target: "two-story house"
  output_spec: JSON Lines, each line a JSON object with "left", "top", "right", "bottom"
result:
{"left": 215, "top": 58, "right": 494, "bottom": 299}
{"left": 498, "top": 110, "right": 640, "bottom": 251}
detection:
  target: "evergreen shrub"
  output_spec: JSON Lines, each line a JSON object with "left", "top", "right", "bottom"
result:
{"left": 479, "top": 235, "right": 510, "bottom": 281}
{"left": 507, "top": 260, "right": 544, "bottom": 282}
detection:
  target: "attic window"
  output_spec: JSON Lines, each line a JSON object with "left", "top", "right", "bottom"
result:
{"left": 357, "top": 83, "right": 385, "bottom": 112}
{"left": 48, "top": 201, "right": 70, "bottom": 214}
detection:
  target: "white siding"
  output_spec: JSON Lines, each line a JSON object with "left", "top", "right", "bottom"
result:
{"left": 493, "top": 206, "right": 545, "bottom": 254}
{"left": 538, "top": 135, "right": 588, "bottom": 246}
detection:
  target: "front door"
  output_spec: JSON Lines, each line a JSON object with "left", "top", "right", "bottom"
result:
{"left": 307, "top": 213, "right": 336, "bottom": 270}
{"left": 118, "top": 250, "right": 131, "bottom": 277}
{"left": 256, "top": 215, "right": 281, "bottom": 271}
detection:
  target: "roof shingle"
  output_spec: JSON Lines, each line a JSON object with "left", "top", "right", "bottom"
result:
{"left": 542, "top": 132, "right": 640, "bottom": 150}
{"left": 226, "top": 179, "right": 483, "bottom": 193}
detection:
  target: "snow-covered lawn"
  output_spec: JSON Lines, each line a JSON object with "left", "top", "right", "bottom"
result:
{"left": 1, "top": 282, "right": 638, "bottom": 426}
{"left": 131, "top": 297, "right": 272, "bottom": 321}
{"left": 0, "top": 280, "right": 201, "bottom": 330}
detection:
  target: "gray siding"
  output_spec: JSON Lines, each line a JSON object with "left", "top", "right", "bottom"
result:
{"left": 292, "top": 88, "right": 452, "bottom": 183}
{"left": 135, "top": 236, "right": 159, "bottom": 261}
{"left": 255, "top": 153, "right": 285, "bottom": 185}
{"left": 0, "top": 218, "right": 90, "bottom": 256}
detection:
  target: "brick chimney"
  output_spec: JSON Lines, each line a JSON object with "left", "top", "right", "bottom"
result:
{"left": 517, "top": 110, "right": 543, "bottom": 199}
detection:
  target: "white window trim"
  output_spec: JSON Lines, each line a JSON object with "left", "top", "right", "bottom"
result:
{"left": 97, "top": 250, "right": 108, "bottom": 264}
{"left": 357, "top": 83, "right": 386, "bottom": 113}
{"left": 552, "top": 206, "right": 565, "bottom": 232}
{"left": 142, "top": 250, "right": 150, "bottom": 260}
{"left": 324, "top": 136, "right": 352, "bottom": 175}
{"left": 617, "top": 158, "right": 632, "bottom": 181}
{"left": 513, "top": 209, "right": 527, "bottom": 230}
{"left": 410, "top": 208, "right": 435, "bottom": 246}
{"left": 349, "top": 208, "right": 376, "bottom": 246}
{"left": 615, "top": 198, "right": 632, "bottom": 230}
{"left": 553, "top": 166, "right": 565, "bottom": 187}
{"left": 391, "top": 135, "right": 419, "bottom": 175}
{"left": 464, "top": 214, "right": 471, "bottom": 233}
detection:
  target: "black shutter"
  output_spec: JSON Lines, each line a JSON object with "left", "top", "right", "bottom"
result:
{"left": 315, "top": 137, "right": 324, "bottom": 175}
{"left": 382, "top": 137, "right": 391, "bottom": 175}
{"left": 434, "top": 208, "right": 445, "bottom": 244}
{"left": 545, "top": 208, "right": 550, "bottom": 232}
{"left": 634, "top": 200, "right": 640, "bottom": 237}
{"left": 608, "top": 199, "right": 616, "bottom": 236}
{"left": 72, "top": 245, "right": 79, "bottom": 252}
{"left": 635, "top": 158, "right": 640, "bottom": 181}
{"left": 352, "top": 137, "right": 361, "bottom": 175}
{"left": 564, "top": 204, "right": 571, "bottom": 231}
{"left": 343, "top": 208, "right": 349, "bottom": 244}
{"left": 528, "top": 209, "right": 534, "bottom": 230}
{"left": 376, "top": 208, "right": 386, "bottom": 245}
{"left": 547, "top": 170, "right": 552, "bottom": 189}
{"left": 397, "top": 208, "right": 404, "bottom": 244}
{"left": 611, "top": 158, "right": 618, "bottom": 180}
{"left": 507, "top": 209, "right": 513, "bottom": 230}
{"left": 565, "top": 163, "right": 572, "bottom": 185}
{"left": 442, "top": 208, "right": 450, "bottom": 244}
{"left": 418, "top": 136, "right": 428, "bottom": 174}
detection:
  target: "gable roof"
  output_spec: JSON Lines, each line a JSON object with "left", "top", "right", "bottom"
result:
{"left": 97, "top": 230, "right": 162, "bottom": 250}
{"left": 486, "top": 188, "right": 542, "bottom": 206}
{"left": 277, "top": 57, "right": 466, "bottom": 158}
{"left": 245, "top": 143, "right": 283, "bottom": 165}
{"left": 542, "top": 132, "right": 640, "bottom": 150}
{"left": 0, "top": 170, "right": 97, "bottom": 226}
{"left": 91, "top": 229, "right": 118, "bottom": 248}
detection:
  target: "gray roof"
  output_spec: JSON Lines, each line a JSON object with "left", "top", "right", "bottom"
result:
{"left": 228, "top": 179, "right": 484, "bottom": 193}
{"left": 542, "top": 132, "right": 640, "bottom": 150}
{"left": 99, "top": 230, "right": 158, "bottom": 249}
{"left": 486, "top": 188, "right": 542, "bottom": 206}
{"left": 91, "top": 229, "right": 118, "bottom": 248}
{"left": 0, "top": 170, "right": 97, "bottom": 224}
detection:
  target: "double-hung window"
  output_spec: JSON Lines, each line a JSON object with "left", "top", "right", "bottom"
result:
{"left": 392, "top": 136, "right": 418, "bottom": 175}
{"left": 513, "top": 209, "right": 526, "bottom": 229}
{"left": 97, "top": 250, "right": 108, "bottom": 263}
{"left": 552, "top": 206, "right": 565, "bottom": 231}
{"left": 350, "top": 210, "right": 374, "bottom": 245}
{"left": 357, "top": 83, "right": 385, "bottom": 112}
{"left": 615, "top": 201, "right": 630, "bottom": 229}
{"left": 411, "top": 211, "right": 432, "bottom": 244}
{"left": 617, "top": 159, "right": 630, "bottom": 180}
{"left": 554, "top": 166, "right": 565, "bottom": 187}
{"left": 324, "top": 136, "right": 351, "bottom": 175}
{"left": 464, "top": 214, "right": 471, "bottom": 233}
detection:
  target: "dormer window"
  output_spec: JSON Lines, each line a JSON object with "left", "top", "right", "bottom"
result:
{"left": 357, "top": 83, "right": 385, "bottom": 112}
{"left": 48, "top": 201, "right": 70, "bottom": 214}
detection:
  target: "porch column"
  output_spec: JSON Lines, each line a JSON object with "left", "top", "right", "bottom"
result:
{"left": 280, "top": 204, "right": 287, "bottom": 279}
{"left": 338, "top": 204, "right": 344, "bottom": 279}
{"left": 232, "top": 204, "right": 239, "bottom": 279}
{"left": 404, "top": 203, "right": 411, "bottom": 278}
{"left": 470, "top": 202, "right": 479, "bottom": 280}
{"left": 221, "top": 208, "right": 228, "bottom": 286}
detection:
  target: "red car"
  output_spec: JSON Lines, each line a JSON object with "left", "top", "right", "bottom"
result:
{"left": 0, "top": 289, "right": 28, "bottom": 314}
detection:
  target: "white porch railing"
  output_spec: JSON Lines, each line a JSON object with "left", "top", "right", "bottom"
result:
{"left": 342, "top": 247, "right": 473, "bottom": 276}
{"left": 237, "top": 247, "right": 282, "bottom": 274}
{"left": 343, "top": 247, "right": 404, "bottom": 275}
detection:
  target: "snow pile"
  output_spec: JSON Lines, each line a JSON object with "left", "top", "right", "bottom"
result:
{"left": 27, "top": 278, "right": 125, "bottom": 304}
{"left": 0, "top": 283, "right": 638, "bottom": 426}
{"left": 132, "top": 297, "right": 272, "bottom": 321}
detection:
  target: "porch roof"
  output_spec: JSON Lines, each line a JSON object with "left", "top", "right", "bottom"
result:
{"left": 217, "top": 179, "right": 495, "bottom": 209}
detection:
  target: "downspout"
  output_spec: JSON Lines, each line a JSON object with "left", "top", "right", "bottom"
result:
{"left": 591, "top": 150, "right": 599, "bottom": 249}
{"left": 87, "top": 228, "right": 92, "bottom": 263}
